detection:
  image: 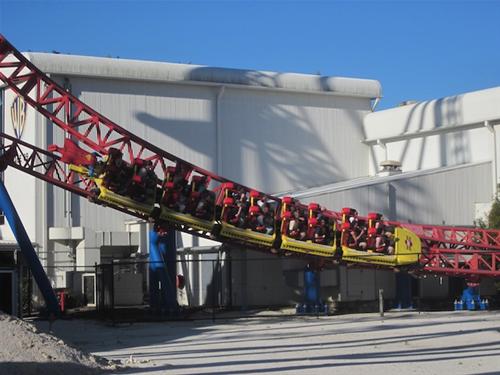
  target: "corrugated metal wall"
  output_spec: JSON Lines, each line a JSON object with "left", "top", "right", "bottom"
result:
{"left": 303, "top": 162, "right": 492, "bottom": 226}
{"left": 220, "top": 89, "right": 370, "bottom": 192}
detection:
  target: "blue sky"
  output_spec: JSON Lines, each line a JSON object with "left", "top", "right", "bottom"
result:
{"left": 0, "top": 0, "right": 499, "bottom": 109}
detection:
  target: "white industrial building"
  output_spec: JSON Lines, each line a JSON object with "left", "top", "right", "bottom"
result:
{"left": 0, "top": 52, "right": 498, "bottom": 310}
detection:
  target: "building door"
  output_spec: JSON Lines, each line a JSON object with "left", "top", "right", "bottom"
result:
{"left": 82, "top": 274, "right": 96, "bottom": 306}
{"left": 0, "top": 271, "right": 13, "bottom": 314}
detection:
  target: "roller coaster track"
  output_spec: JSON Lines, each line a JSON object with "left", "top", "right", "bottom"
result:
{"left": 0, "top": 34, "right": 499, "bottom": 280}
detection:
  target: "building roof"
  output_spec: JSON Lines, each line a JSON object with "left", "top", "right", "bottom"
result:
{"left": 24, "top": 52, "right": 382, "bottom": 99}
{"left": 364, "top": 86, "right": 500, "bottom": 142}
{"left": 279, "top": 161, "right": 490, "bottom": 199}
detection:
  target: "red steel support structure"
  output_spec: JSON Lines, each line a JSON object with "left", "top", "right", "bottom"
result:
{"left": 0, "top": 34, "right": 500, "bottom": 280}
{"left": 400, "top": 223, "right": 500, "bottom": 278}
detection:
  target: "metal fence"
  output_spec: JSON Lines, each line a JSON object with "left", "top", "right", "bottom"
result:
{"left": 12, "top": 255, "right": 307, "bottom": 320}
{"left": 93, "top": 256, "right": 304, "bottom": 321}
{"left": 21, "top": 255, "right": 499, "bottom": 320}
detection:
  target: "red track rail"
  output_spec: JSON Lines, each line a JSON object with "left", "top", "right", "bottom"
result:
{"left": 0, "top": 133, "right": 93, "bottom": 198}
{"left": 401, "top": 223, "right": 500, "bottom": 250}
{"left": 0, "top": 34, "right": 499, "bottom": 279}
{"left": 419, "top": 248, "right": 500, "bottom": 278}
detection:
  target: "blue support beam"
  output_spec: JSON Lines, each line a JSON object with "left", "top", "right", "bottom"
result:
{"left": 296, "top": 265, "right": 328, "bottom": 315}
{"left": 148, "top": 227, "right": 178, "bottom": 314}
{"left": 395, "top": 272, "right": 413, "bottom": 310}
{"left": 0, "top": 181, "right": 59, "bottom": 315}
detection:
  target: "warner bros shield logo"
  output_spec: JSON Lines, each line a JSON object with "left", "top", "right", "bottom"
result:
{"left": 10, "top": 95, "right": 27, "bottom": 140}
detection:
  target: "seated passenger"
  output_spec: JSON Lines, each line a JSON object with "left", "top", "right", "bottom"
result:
{"left": 289, "top": 210, "right": 307, "bottom": 240}
{"left": 256, "top": 204, "right": 274, "bottom": 235}
{"left": 228, "top": 188, "right": 250, "bottom": 227}
{"left": 195, "top": 188, "right": 215, "bottom": 220}
{"left": 162, "top": 164, "right": 189, "bottom": 210}
{"left": 129, "top": 159, "right": 158, "bottom": 202}
{"left": 314, "top": 219, "right": 327, "bottom": 244}
{"left": 175, "top": 183, "right": 191, "bottom": 213}
{"left": 347, "top": 210, "right": 359, "bottom": 229}
{"left": 383, "top": 228, "right": 396, "bottom": 255}
{"left": 348, "top": 225, "right": 367, "bottom": 251}
{"left": 257, "top": 196, "right": 266, "bottom": 208}
{"left": 325, "top": 224, "right": 334, "bottom": 246}
{"left": 186, "top": 176, "right": 209, "bottom": 214}
{"left": 288, "top": 210, "right": 300, "bottom": 239}
{"left": 102, "top": 148, "right": 132, "bottom": 194}
{"left": 229, "top": 199, "right": 248, "bottom": 227}
{"left": 374, "top": 234, "right": 386, "bottom": 253}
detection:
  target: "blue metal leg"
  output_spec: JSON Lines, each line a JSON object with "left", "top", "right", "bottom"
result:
{"left": 0, "top": 181, "right": 59, "bottom": 315}
{"left": 461, "top": 285, "right": 481, "bottom": 311}
{"left": 297, "top": 265, "right": 325, "bottom": 315}
{"left": 148, "top": 228, "right": 178, "bottom": 314}
{"left": 395, "top": 272, "right": 413, "bottom": 309}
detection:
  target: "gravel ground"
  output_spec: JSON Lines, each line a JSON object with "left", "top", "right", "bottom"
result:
{"left": 29, "top": 311, "right": 500, "bottom": 374}
{"left": 0, "top": 312, "right": 120, "bottom": 375}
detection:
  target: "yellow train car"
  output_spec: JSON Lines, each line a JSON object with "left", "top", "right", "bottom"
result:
{"left": 280, "top": 236, "right": 336, "bottom": 257}
{"left": 159, "top": 206, "right": 214, "bottom": 233}
{"left": 341, "top": 227, "right": 421, "bottom": 266}
{"left": 339, "top": 209, "right": 421, "bottom": 266}
{"left": 219, "top": 222, "right": 276, "bottom": 248}
{"left": 70, "top": 164, "right": 158, "bottom": 215}
{"left": 70, "top": 164, "right": 216, "bottom": 232}
{"left": 217, "top": 184, "right": 277, "bottom": 248}
{"left": 279, "top": 198, "right": 337, "bottom": 257}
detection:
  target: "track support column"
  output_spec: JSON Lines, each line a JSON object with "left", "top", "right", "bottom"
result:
{"left": 0, "top": 181, "right": 59, "bottom": 315}
{"left": 148, "top": 226, "right": 178, "bottom": 315}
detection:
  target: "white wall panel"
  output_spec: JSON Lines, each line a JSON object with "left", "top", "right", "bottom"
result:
{"left": 70, "top": 77, "right": 217, "bottom": 170}
{"left": 365, "top": 87, "right": 500, "bottom": 175}
{"left": 220, "top": 89, "right": 371, "bottom": 193}
{"left": 303, "top": 162, "right": 492, "bottom": 226}
{"left": 0, "top": 88, "right": 38, "bottom": 241}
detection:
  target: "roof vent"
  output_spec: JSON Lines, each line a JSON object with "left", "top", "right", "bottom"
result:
{"left": 378, "top": 160, "right": 402, "bottom": 176}
{"left": 399, "top": 100, "right": 418, "bottom": 106}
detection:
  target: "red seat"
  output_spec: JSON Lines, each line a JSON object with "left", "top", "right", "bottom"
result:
{"left": 250, "top": 190, "right": 260, "bottom": 198}
{"left": 223, "top": 197, "right": 234, "bottom": 206}
{"left": 282, "top": 197, "right": 293, "bottom": 204}
{"left": 249, "top": 206, "right": 261, "bottom": 215}
{"left": 341, "top": 222, "right": 351, "bottom": 231}
{"left": 342, "top": 207, "right": 356, "bottom": 215}
{"left": 308, "top": 203, "right": 319, "bottom": 211}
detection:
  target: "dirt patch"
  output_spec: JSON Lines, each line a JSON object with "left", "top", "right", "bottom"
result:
{"left": 0, "top": 312, "right": 121, "bottom": 375}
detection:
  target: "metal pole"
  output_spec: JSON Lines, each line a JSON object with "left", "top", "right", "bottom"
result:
{"left": 212, "top": 260, "right": 216, "bottom": 322}
{"left": 379, "top": 288, "right": 384, "bottom": 317}
{"left": 227, "top": 250, "right": 232, "bottom": 308}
